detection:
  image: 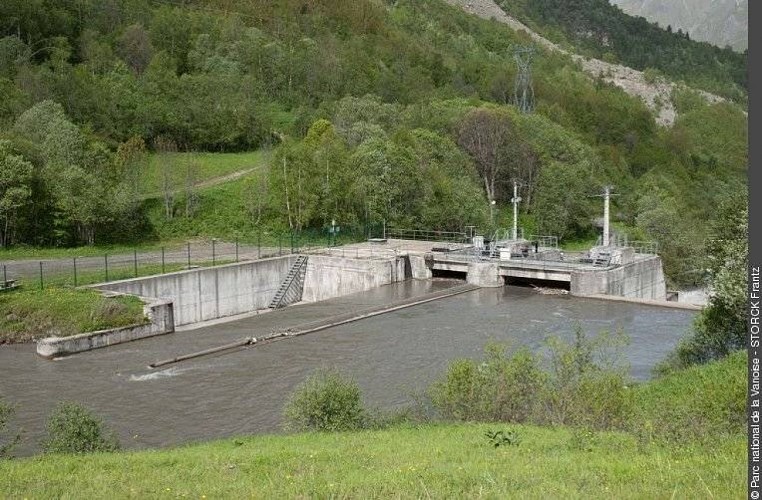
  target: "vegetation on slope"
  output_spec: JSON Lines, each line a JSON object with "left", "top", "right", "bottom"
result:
{"left": 0, "top": 0, "right": 748, "bottom": 288}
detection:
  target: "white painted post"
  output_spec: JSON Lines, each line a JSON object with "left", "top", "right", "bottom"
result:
{"left": 511, "top": 181, "right": 521, "bottom": 240}
{"left": 603, "top": 186, "right": 611, "bottom": 247}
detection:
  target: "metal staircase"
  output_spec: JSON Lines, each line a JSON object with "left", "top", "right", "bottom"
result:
{"left": 269, "top": 256, "right": 308, "bottom": 309}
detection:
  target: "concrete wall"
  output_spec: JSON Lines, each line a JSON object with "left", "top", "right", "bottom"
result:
{"left": 408, "top": 254, "right": 433, "bottom": 280}
{"left": 467, "top": 262, "right": 503, "bottom": 287}
{"left": 571, "top": 256, "right": 666, "bottom": 300}
{"left": 94, "top": 256, "right": 298, "bottom": 326}
{"left": 37, "top": 297, "right": 174, "bottom": 358}
{"left": 302, "top": 255, "right": 408, "bottom": 303}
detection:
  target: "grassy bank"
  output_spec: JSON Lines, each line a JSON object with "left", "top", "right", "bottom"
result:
{"left": 0, "top": 288, "right": 146, "bottom": 343}
{"left": 0, "top": 423, "right": 743, "bottom": 498}
{"left": 0, "top": 352, "right": 746, "bottom": 497}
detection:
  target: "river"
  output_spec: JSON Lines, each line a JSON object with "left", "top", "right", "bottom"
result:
{"left": 0, "top": 280, "right": 696, "bottom": 455}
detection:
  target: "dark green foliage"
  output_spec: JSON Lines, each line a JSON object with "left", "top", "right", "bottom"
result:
{"left": 660, "top": 193, "right": 748, "bottom": 370}
{"left": 283, "top": 369, "right": 367, "bottom": 432}
{"left": 42, "top": 402, "right": 120, "bottom": 454}
{"left": 485, "top": 429, "right": 521, "bottom": 447}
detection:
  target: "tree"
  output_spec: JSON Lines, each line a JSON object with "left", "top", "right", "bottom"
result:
{"left": 668, "top": 193, "right": 748, "bottom": 368}
{"left": 117, "top": 23, "right": 153, "bottom": 75}
{"left": 456, "top": 108, "right": 516, "bottom": 224}
{"left": 0, "top": 140, "right": 33, "bottom": 247}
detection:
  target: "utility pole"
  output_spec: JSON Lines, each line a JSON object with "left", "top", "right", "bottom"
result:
{"left": 511, "top": 180, "right": 522, "bottom": 240}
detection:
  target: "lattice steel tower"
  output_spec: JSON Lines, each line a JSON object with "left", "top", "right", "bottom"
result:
{"left": 513, "top": 46, "right": 535, "bottom": 114}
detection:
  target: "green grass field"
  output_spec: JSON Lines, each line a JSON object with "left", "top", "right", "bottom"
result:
{"left": 0, "top": 423, "right": 743, "bottom": 498}
{"left": 0, "top": 288, "right": 145, "bottom": 343}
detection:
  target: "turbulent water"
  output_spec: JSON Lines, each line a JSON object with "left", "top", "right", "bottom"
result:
{"left": 0, "top": 280, "right": 696, "bottom": 455}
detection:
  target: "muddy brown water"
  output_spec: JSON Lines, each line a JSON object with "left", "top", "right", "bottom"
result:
{"left": 0, "top": 280, "right": 696, "bottom": 456}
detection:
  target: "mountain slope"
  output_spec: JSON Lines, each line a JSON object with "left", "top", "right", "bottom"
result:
{"left": 443, "top": 0, "right": 726, "bottom": 126}
{"left": 611, "top": 0, "right": 747, "bottom": 51}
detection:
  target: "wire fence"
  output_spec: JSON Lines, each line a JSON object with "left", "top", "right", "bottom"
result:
{"left": 0, "top": 231, "right": 369, "bottom": 292}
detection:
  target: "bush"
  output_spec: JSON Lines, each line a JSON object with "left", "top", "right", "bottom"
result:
{"left": 541, "top": 327, "right": 633, "bottom": 430}
{"left": 430, "top": 344, "right": 545, "bottom": 423}
{"left": 283, "top": 369, "right": 367, "bottom": 432}
{"left": 41, "top": 402, "right": 120, "bottom": 454}
{"left": 430, "top": 328, "right": 633, "bottom": 431}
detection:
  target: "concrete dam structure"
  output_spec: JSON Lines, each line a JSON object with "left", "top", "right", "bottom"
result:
{"left": 36, "top": 239, "right": 668, "bottom": 358}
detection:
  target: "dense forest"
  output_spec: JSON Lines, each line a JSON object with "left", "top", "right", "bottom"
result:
{"left": 0, "top": 0, "right": 748, "bottom": 287}
{"left": 496, "top": 0, "right": 747, "bottom": 103}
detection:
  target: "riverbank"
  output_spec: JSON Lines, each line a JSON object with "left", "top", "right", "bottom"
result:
{"left": 0, "top": 423, "right": 743, "bottom": 498}
{"left": 0, "top": 351, "right": 745, "bottom": 497}
{"left": 0, "top": 288, "right": 145, "bottom": 344}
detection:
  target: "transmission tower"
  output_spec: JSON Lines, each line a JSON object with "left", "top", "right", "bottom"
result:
{"left": 513, "top": 46, "right": 535, "bottom": 114}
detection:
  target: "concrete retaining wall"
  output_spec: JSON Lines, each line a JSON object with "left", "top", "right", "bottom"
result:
{"left": 302, "top": 255, "right": 408, "bottom": 303}
{"left": 571, "top": 256, "right": 666, "bottom": 300}
{"left": 36, "top": 297, "right": 174, "bottom": 358}
{"left": 94, "top": 256, "right": 298, "bottom": 326}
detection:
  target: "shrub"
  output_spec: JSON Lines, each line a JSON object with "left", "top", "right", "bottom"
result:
{"left": 430, "top": 329, "right": 632, "bottom": 431}
{"left": 541, "top": 327, "right": 632, "bottom": 430}
{"left": 283, "top": 369, "right": 366, "bottom": 432}
{"left": 41, "top": 402, "right": 120, "bottom": 454}
{"left": 430, "top": 343, "right": 545, "bottom": 423}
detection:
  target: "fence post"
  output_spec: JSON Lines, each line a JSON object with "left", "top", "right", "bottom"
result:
{"left": 73, "top": 257, "right": 77, "bottom": 287}
{"left": 212, "top": 239, "right": 216, "bottom": 266}
{"left": 161, "top": 247, "right": 165, "bottom": 274}
{"left": 39, "top": 261, "right": 43, "bottom": 290}
{"left": 3, "top": 264, "right": 6, "bottom": 285}
{"left": 257, "top": 231, "right": 261, "bottom": 259}
{"left": 134, "top": 249, "right": 138, "bottom": 277}
{"left": 105, "top": 254, "right": 109, "bottom": 282}
{"left": 278, "top": 235, "right": 282, "bottom": 256}
{"left": 235, "top": 238, "right": 239, "bottom": 262}
{"left": 187, "top": 242, "right": 191, "bottom": 268}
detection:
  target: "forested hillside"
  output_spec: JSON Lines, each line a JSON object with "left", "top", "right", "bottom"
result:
{"left": 496, "top": 0, "right": 747, "bottom": 103}
{"left": 0, "top": 0, "right": 748, "bottom": 287}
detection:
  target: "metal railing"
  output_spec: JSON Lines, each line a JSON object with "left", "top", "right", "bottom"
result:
{"left": 384, "top": 228, "right": 469, "bottom": 243}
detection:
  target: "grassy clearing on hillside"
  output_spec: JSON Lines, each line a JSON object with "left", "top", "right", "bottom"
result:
{"left": 0, "top": 423, "right": 743, "bottom": 498}
{"left": 142, "top": 151, "right": 269, "bottom": 196}
{"left": 0, "top": 288, "right": 146, "bottom": 343}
